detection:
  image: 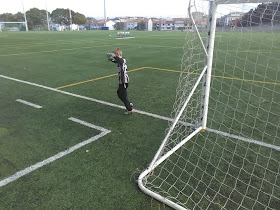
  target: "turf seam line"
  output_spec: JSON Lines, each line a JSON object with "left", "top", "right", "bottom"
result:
{"left": 16, "top": 99, "right": 42, "bottom": 109}
{"left": 1, "top": 74, "right": 279, "bottom": 152}
{"left": 0, "top": 117, "right": 111, "bottom": 188}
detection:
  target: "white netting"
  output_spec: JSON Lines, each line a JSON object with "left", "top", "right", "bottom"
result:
{"left": 0, "top": 22, "right": 26, "bottom": 32}
{"left": 139, "top": 0, "right": 280, "bottom": 209}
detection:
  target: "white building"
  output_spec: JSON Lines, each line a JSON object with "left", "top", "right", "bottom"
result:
{"left": 70, "top": 24, "right": 79, "bottom": 31}
{"left": 147, "top": 19, "right": 152, "bottom": 31}
{"left": 221, "top": 12, "right": 243, "bottom": 26}
{"left": 49, "top": 23, "right": 79, "bottom": 31}
{"left": 123, "top": 18, "right": 153, "bottom": 31}
{"left": 87, "top": 19, "right": 115, "bottom": 30}
{"left": 125, "top": 19, "right": 138, "bottom": 30}
{"left": 173, "top": 18, "right": 191, "bottom": 30}
{"left": 105, "top": 20, "right": 116, "bottom": 30}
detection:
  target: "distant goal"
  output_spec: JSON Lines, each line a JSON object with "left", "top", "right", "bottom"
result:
{"left": 0, "top": 22, "right": 27, "bottom": 32}
{"left": 109, "top": 31, "right": 135, "bottom": 39}
{"left": 138, "top": 0, "right": 280, "bottom": 209}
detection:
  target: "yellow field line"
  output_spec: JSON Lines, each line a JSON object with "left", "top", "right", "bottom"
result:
{"left": 56, "top": 73, "right": 118, "bottom": 90}
{"left": 145, "top": 67, "right": 280, "bottom": 86}
{"left": 56, "top": 66, "right": 280, "bottom": 90}
{"left": 217, "top": 49, "right": 280, "bottom": 54}
{"left": 55, "top": 67, "right": 146, "bottom": 89}
{"left": 0, "top": 44, "right": 118, "bottom": 57}
{"left": 118, "top": 43, "right": 182, "bottom": 49}
{"left": 211, "top": 74, "right": 280, "bottom": 86}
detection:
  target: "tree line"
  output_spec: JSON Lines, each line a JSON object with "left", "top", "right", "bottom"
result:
{"left": 0, "top": 8, "right": 87, "bottom": 30}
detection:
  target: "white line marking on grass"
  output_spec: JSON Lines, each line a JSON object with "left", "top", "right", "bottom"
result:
{"left": 16, "top": 99, "right": 42, "bottom": 109}
{"left": 1, "top": 74, "right": 279, "bottom": 151}
{"left": 116, "top": 37, "right": 135, "bottom": 39}
{"left": 206, "top": 128, "right": 280, "bottom": 151}
{"left": 0, "top": 74, "right": 125, "bottom": 110}
{"left": 0, "top": 74, "right": 172, "bottom": 122}
{"left": 68, "top": 117, "right": 110, "bottom": 133}
{"left": 0, "top": 118, "right": 111, "bottom": 188}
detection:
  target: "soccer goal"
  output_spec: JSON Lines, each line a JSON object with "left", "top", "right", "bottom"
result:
{"left": 0, "top": 22, "right": 27, "bottom": 32}
{"left": 109, "top": 31, "right": 135, "bottom": 39}
{"left": 138, "top": 0, "right": 280, "bottom": 209}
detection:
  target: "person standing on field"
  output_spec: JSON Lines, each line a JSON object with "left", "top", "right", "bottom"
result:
{"left": 107, "top": 48, "right": 133, "bottom": 115}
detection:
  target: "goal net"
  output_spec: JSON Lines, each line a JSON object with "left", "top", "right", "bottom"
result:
{"left": 0, "top": 22, "right": 27, "bottom": 32}
{"left": 138, "top": 0, "right": 280, "bottom": 209}
{"left": 109, "top": 31, "right": 135, "bottom": 39}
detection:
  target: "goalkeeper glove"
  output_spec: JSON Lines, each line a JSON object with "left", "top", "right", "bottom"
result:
{"left": 107, "top": 53, "right": 116, "bottom": 61}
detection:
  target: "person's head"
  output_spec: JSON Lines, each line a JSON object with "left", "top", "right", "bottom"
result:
{"left": 113, "top": 48, "right": 122, "bottom": 57}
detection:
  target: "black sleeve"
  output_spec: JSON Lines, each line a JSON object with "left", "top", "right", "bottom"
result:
{"left": 112, "top": 56, "right": 124, "bottom": 66}
{"left": 113, "top": 57, "right": 125, "bottom": 85}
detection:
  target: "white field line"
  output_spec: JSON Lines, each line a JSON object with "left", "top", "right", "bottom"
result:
{"left": 0, "top": 74, "right": 279, "bottom": 152}
{"left": 0, "top": 74, "right": 173, "bottom": 122}
{"left": 68, "top": 117, "right": 110, "bottom": 133}
{"left": 0, "top": 118, "right": 111, "bottom": 188}
{"left": 116, "top": 37, "right": 135, "bottom": 39}
{"left": 16, "top": 99, "right": 42, "bottom": 109}
{"left": 206, "top": 128, "right": 280, "bottom": 151}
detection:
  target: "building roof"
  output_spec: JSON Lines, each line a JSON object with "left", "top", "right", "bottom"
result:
{"left": 173, "top": 18, "right": 190, "bottom": 21}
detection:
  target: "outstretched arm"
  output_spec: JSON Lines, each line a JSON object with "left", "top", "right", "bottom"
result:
{"left": 107, "top": 53, "right": 124, "bottom": 65}
{"left": 107, "top": 53, "right": 116, "bottom": 62}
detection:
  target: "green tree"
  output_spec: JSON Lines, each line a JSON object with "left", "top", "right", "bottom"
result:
{"left": 136, "top": 21, "right": 146, "bottom": 30}
{"left": 26, "top": 8, "right": 49, "bottom": 30}
{"left": 0, "top": 12, "right": 26, "bottom": 31}
{"left": 13, "top": 12, "right": 25, "bottom": 21}
{"left": 51, "top": 9, "right": 86, "bottom": 25}
{"left": 0, "top": 13, "right": 15, "bottom": 21}
{"left": 51, "top": 8, "right": 69, "bottom": 24}
{"left": 114, "top": 22, "right": 125, "bottom": 30}
{"left": 73, "top": 12, "right": 87, "bottom": 25}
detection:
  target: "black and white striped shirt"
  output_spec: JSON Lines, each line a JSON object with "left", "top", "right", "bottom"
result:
{"left": 112, "top": 56, "right": 129, "bottom": 85}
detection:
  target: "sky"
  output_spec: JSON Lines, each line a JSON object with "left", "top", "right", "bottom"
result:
{"left": 0, "top": 0, "right": 190, "bottom": 18}
{"left": 1, "top": 0, "right": 257, "bottom": 19}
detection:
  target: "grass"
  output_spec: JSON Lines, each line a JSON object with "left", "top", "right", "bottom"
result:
{"left": 0, "top": 30, "right": 279, "bottom": 209}
{"left": 0, "top": 30, "right": 184, "bottom": 209}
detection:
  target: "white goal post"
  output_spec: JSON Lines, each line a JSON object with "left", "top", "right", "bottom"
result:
{"left": 138, "top": 0, "right": 280, "bottom": 209}
{"left": 0, "top": 22, "right": 28, "bottom": 32}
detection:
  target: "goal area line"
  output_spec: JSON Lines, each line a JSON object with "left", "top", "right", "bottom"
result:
{"left": 0, "top": 117, "right": 111, "bottom": 188}
{"left": 0, "top": 74, "right": 279, "bottom": 152}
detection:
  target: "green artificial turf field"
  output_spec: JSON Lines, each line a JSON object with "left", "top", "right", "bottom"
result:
{"left": 0, "top": 30, "right": 279, "bottom": 209}
{"left": 0, "top": 30, "right": 184, "bottom": 209}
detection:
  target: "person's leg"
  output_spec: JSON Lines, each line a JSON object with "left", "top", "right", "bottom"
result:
{"left": 117, "top": 84, "right": 126, "bottom": 103}
{"left": 123, "top": 83, "right": 132, "bottom": 111}
{"left": 117, "top": 84, "right": 132, "bottom": 111}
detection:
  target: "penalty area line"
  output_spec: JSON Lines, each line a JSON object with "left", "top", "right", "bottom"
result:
{"left": 0, "top": 118, "right": 111, "bottom": 188}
